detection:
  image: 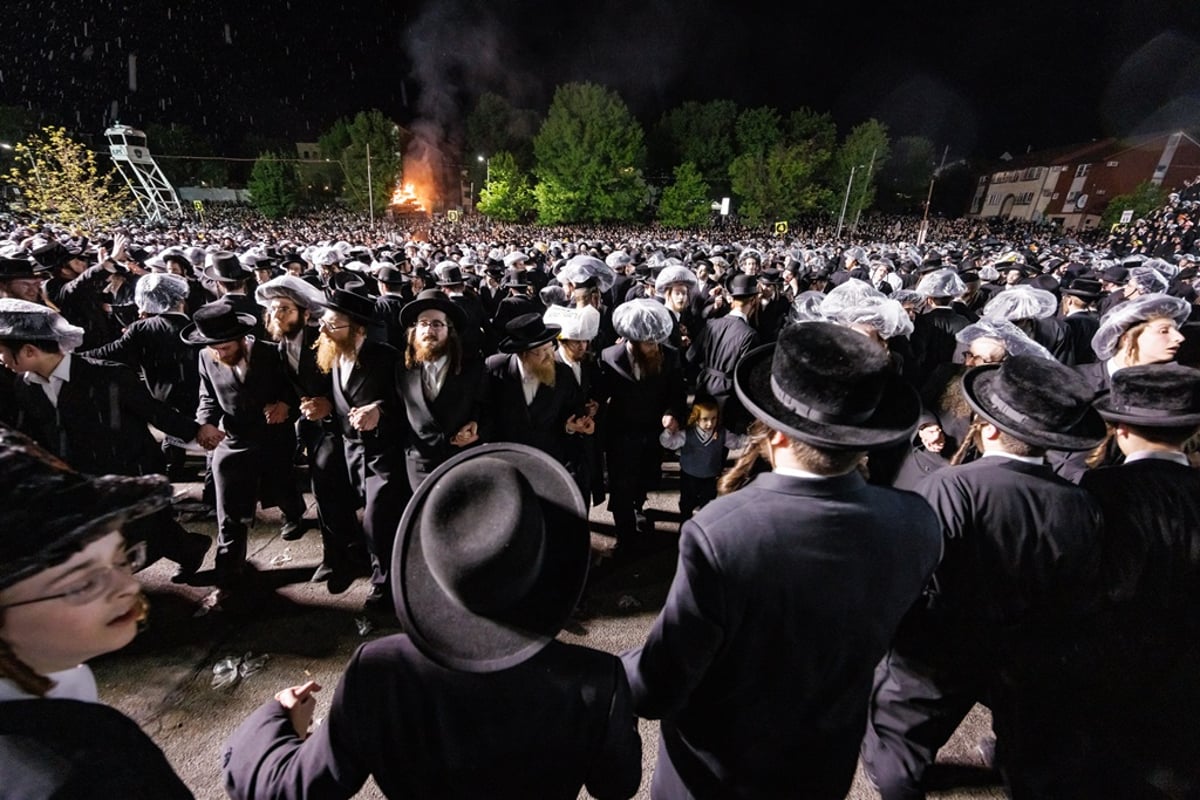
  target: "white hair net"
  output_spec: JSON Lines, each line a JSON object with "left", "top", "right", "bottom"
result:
{"left": 654, "top": 264, "right": 698, "bottom": 294}
{"left": 1127, "top": 265, "right": 1169, "bottom": 294}
{"left": 612, "top": 298, "right": 674, "bottom": 343}
{"left": 956, "top": 318, "right": 1054, "bottom": 360}
{"left": 0, "top": 298, "right": 85, "bottom": 353}
{"left": 559, "top": 254, "right": 616, "bottom": 291}
{"left": 819, "top": 279, "right": 884, "bottom": 318}
{"left": 255, "top": 274, "right": 327, "bottom": 310}
{"left": 891, "top": 289, "right": 924, "bottom": 308}
{"left": 605, "top": 250, "right": 634, "bottom": 269}
{"left": 835, "top": 296, "right": 914, "bottom": 340}
{"left": 981, "top": 285, "right": 1058, "bottom": 320}
{"left": 134, "top": 273, "right": 190, "bottom": 315}
{"left": 915, "top": 268, "right": 966, "bottom": 298}
{"left": 1091, "top": 293, "right": 1191, "bottom": 360}
{"left": 1144, "top": 257, "right": 1179, "bottom": 279}
{"left": 544, "top": 304, "right": 600, "bottom": 341}
{"left": 978, "top": 264, "right": 1001, "bottom": 282}
{"left": 789, "top": 291, "right": 829, "bottom": 324}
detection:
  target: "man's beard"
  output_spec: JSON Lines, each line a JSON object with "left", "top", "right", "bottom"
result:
{"left": 630, "top": 343, "right": 663, "bottom": 377}
{"left": 267, "top": 316, "right": 305, "bottom": 342}
{"left": 314, "top": 331, "right": 358, "bottom": 374}
{"left": 211, "top": 340, "right": 247, "bottom": 366}
{"left": 412, "top": 335, "right": 448, "bottom": 364}
{"left": 522, "top": 353, "right": 557, "bottom": 387}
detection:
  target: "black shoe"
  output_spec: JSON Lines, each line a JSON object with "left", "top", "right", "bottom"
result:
{"left": 311, "top": 563, "right": 335, "bottom": 583}
{"left": 170, "top": 532, "right": 212, "bottom": 584}
{"left": 280, "top": 520, "right": 305, "bottom": 541}
{"left": 326, "top": 570, "right": 355, "bottom": 595}
{"left": 634, "top": 509, "right": 653, "bottom": 534}
{"left": 363, "top": 585, "right": 392, "bottom": 612}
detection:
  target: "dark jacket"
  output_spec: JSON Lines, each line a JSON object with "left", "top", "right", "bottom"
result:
{"left": 80, "top": 312, "right": 200, "bottom": 417}
{"left": 482, "top": 352, "right": 583, "bottom": 465}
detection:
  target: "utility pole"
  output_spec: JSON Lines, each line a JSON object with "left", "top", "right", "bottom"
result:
{"left": 851, "top": 148, "right": 878, "bottom": 234}
{"left": 366, "top": 142, "right": 374, "bottom": 224}
{"left": 918, "top": 145, "right": 950, "bottom": 246}
{"left": 836, "top": 165, "right": 861, "bottom": 240}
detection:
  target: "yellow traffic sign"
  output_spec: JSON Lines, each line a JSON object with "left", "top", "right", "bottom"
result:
{"left": 774, "top": 221, "right": 788, "bottom": 235}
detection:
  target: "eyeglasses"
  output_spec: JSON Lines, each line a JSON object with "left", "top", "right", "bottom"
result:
{"left": 415, "top": 320, "right": 447, "bottom": 330}
{"left": 267, "top": 304, "right": 299, "bottom": 316}
{"left": 964, "top": 350, "right": 1005, "bottom": 365}
{"left": 319, "top": 319, "right": 351, "bottom": 332}
{"left": 0, "top": 542, "right": 146, "bottom": 610}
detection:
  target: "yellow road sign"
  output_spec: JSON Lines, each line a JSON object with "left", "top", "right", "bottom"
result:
{"left": 774, "top": 221, "right": 788, "bottom": 235}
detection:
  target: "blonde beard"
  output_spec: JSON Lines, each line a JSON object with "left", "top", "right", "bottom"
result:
{"left": 314, "top": 332, "right": 358, "bottom": 374}
{"left": 521, "top": 353, "right": 557, "bottom": 387}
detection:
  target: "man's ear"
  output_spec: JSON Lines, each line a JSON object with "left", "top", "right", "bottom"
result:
{"left": 767, "top": 428, "right": 790, "bottom": 449}
{"left": 978, "top": 421, "right": 1003, "bottom": 442}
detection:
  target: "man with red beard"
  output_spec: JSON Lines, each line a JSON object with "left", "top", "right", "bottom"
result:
{"left": 185, "top": 301, "right": 304, "bottom": 600}
{"left": 598, "top": 299, "right": 688, "bottom": 555}
{"left": 315, "top": 289, "right": 409, "bottom": 614}
{"left": 256, "top": 276, "right": 363, "bottom": 593}
{"left": 483, "top": 313, "right": 593, "bottom": 467}
{"left": 395, "top": 289, "right": 486, "bottom": 489}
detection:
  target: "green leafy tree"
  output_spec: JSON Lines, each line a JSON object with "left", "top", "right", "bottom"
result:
{"left": 734, "top": 106, "right": 782, "bottom": 155}
{"left": 466, "top": 92, "right": 539, "bottom": 172}
{"left": 657, "top": 161, "right": 712, "bottom": 228}
{"left": 477, "top": 151, "right": 536, "bottom": 222}
{"left": 247, "top": 151, "right": 300, "bottom": 219}
{"left": 730, "top": 142, "right": 833, "bottom": 226}
{"left": 318, "top": 110, "right": 407, "bottom": 214}
{"left": 786, "top": 108, "right": 836, "bottom": 152}
{"left": 144, "top": 123, "right": 229, "bottom": 187}
{"left": 533, "top": 83, "right": 647, "bottom": 224}
{"left": 828, "top": 119, "right": 891, "bottom": 224}
{"left": 1101, "top": 180, "right": 1169, "bottom": 228}
{"left": 5, "top": 126, "right": 132, "bottom": 233}
{"left": 653, "top": 99, "right": 738, "bottom": 185}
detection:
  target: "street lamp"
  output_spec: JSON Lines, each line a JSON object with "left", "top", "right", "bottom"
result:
{"left": 477, "top": 154, "right": 490, "bottom": 185}
{"left": 836, "top": 164, "right": 865, "bottom": 240}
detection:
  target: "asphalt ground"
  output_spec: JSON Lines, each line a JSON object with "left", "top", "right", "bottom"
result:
{"left": 96, "top": 458, "right": 1005, "bottom": 800}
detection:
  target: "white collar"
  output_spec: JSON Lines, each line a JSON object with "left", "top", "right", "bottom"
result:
{"left": 0, "top": 664, "right": 98, "bottom": 702}
{"left": 24, "top": 352, "right": 72, "bottom": 387}
{"left": 1123, "top": 449, "right": 1190, "bottom": 466}
{"left": 981, "top": 451, "right": 1045, "bottom": 465}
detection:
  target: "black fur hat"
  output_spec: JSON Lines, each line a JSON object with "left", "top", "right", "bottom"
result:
{"left": 1094, "top": 363, "right": 1200, "bottom": 427}
{"left": 734, "top": 321, "right": 920, "bottom": 450}
{"left": 962, "top": 356, "right": 1106, "bottom": 450}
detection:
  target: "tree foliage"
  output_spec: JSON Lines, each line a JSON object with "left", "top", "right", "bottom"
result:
{"left": 5, "top": 126, "right": 132, "bottom": 233}
{"left": 730, "top": 142, "right": 834, "bottom": 226}
{"left": 247, "top": 151, "right": 300, "bottom": 219}
{"left": 466, "top": 92, "right": 539, "bottom": 172}
{"left": 653, "top": 100, "right": 738, "bottom": 185}
{"left": 830, "top": 119, "right": 891, "bottom": 222}
{"left": 477, "top": 150, "right": 536, "bottom": 223}
{"left": 318, "top": 110, "right": 407, "bottom": 214}
{"left": 734, "top": 106, "right": 782, "bottom": 155}
{"left": 1102, "top": 180, "right": 1169, "bottom": 229}
{"left": 533, "top": 83, "right": 647, "bottom": 224}
{"left": 144, "top": 122, "right": 228, "bottom": 188}
{"left": 657, "top": 161, "right": 712, "bottom": 228}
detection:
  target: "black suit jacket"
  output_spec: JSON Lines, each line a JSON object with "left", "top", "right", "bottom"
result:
{"left": 223, "top": 636, "right": 641, "bottom": 800}
{"left": 482, "top": 352, "right": 582, "bottom": 464}
{"left": 13, "top": 354, "right": 197, "bottom": 476}
{"left": 80, "top": 312, "right": 200, "bottom": 416}
{"left": 597, "top": 342, "right": 687, "bottom": 438}
{"left": 623, "top": 470, "right": 942, "bottom": 799}
{"left": 196, "top": 338, "right": 294, "bottom": 440}
{"left": 331, "top": 339, "right": 404, "bottom": 481}
{"left": 397, "top": 357, "right": 486, "bottom": 467}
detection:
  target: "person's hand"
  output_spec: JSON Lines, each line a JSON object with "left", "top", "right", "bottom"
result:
{"left": 348, "top": 403, "right": 380, "bottom": 432}
{"left": 583, "top": 398, "right": 599, "bottom": 418}
{"left": 918, "top": 424, "right": 945, "bottom": 454}
{"left": 299, "top": 396, "right": 332, "bottom": 421}
{"left": 451, "top": 421, "right": 478, "bottom": 447}
{"left": 264, "top": 401, "right": 290, "bottom": 425}
{"left": 566, "top": 414, "right": 595, "bottom": 435}
{"left": 662, "top": 414, "right": 679, "bottom": 434}
{"left": 275, "top": 680, "right": 321, "bottom": 740}
{"left": 196, "top": 423, "right": 225, "bottom": 450}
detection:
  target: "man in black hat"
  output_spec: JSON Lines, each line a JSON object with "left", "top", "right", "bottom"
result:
{"left": 203, "top": 251, "right": 266, "bottom": 340}
{"left": 395, "top": 289, "right": 487, "bottom": 490}
{"left": 186, "top": 300, "right": 305, "bottom": 595}
{"left": 623, "top": 322, "right": 943, "bottom": 798}
{"left": 1071, "top": 364, "right": 1200, "bottom": 794}
{"left": 257, "top": 277, "right": 363, "bottom": 591}
{"left": 483, "top": 313, "right": 593, "bottom": 467}
{"left": 223, "top": 443, "right": 642, "bottom": 799}
{"left": 371, "top": 264, "right": 413, "bottom": 351}
{"left": 491, "top": 269, "right": 541, "bottom": 334}
{"left": 862, "top": 355, "right": 1107, "bottom": 800}
{"left": 1059, "top": 276, "right": 1103, "bottom": 365}
{"left": 0, "top": 255, "right": 46, "bottom": 304}
{"left": 32, "top": 238, "right": 118, "bottom": 349}
{"left": 437, "top": 264, "right": 487, "bottom": 360}
{"left": 689, "top": 273, "right": 760, "bottom": 433}
{"left": 315, "top": 289, "right": 410, "bottom": 612}
{"left": 754, "top": 268, "right": 790, "bottom": 344}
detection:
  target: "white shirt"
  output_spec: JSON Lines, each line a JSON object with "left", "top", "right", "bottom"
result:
{"left": 24, "top": 352, "right": 72, "bottom": 408}
{"left": 516, "top": 356, "right": 540, "bottom": 405}
{"left": 284, "top": 331, "right": 303, "bottom": 374}
{"left": 981, "top": 451, "right": 1046, "bottom": 465}
{"left": 559, "top": 353, "right": 582, "bottom": 387}
{"left": 338, "top": 354, "right": 356, "bottom": 390}
{"left": 422, "top": 355, "right": 449, "bottom": 400}
{"left": 0, "top": 664, "right": 98, "bottom": 702}
{"left": 1123, "top": 449, "right": 1190, "bottom": 466}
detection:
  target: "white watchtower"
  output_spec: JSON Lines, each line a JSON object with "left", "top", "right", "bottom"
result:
{"left": 104, "top": 124, "right": 184, "bottom": 223}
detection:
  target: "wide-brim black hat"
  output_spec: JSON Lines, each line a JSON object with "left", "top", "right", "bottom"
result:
{"left": 318, "top": 287, "right": 376, "bottom": 323}
{"left": 400, "top": 288, "right": 466, "bottom": 330}
{"left": 1061, "top": 277, "right": 1103, "bottom": 301}
{"left": 1093, "top": 363, "right": 1200, "bottom": 427}
{"left": 203, "top": 251, "right": 254, "bottom": 283}
{"left": 726, "top": 272, "right": 760, "bottom": 298}
{"left": 393, "top": 443, "right": 589, "bottom": 673}
{"left": 179, "top": 301, "right": 258, "bottom": 345}
{"left": 734, "top": 321, "right": 921, "bottom": 450}
{"left": 0, "top": 256, "right": 43, "bottom": 280}
{"left": 498, "top": 312, "right": 560, "bottom": 353}
{"left": 961, "top": 358, "right": 1107, "bottom": 450}
{"left": 0, "top": 428, "right": 172, "bottom": 591}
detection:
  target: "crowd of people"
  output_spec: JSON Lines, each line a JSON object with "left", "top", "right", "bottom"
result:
{"left": 2, "top": 181, "right": 1200, "bottom": 798}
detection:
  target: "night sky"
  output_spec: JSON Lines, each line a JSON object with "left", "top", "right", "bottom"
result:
{"left": 2, "top": 0, "right": 1199, "bottom": 164}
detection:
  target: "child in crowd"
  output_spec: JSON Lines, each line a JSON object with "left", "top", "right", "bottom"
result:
{"left": 660, "top": 395, "right": 747, "bottom": 519}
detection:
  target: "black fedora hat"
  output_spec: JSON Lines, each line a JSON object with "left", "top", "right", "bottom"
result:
{"left": 1061, "top": 277, "right": 1103, "bottom": 302}
{"left": 400, "top": 288, "right": 466, "bottom": 330}
{"left": 203, "top": 251, "right": 254, "bottom": 283}
{"left": 498, "top": 312, "right": 561, "bottom": 354}
{"left": 0, "top": 256, "right": 42, "bottom": 280}
{"left": 961, "top": 356, "right": 1107, "bottom": 451}
{"left": 437, "top": 265, "right": 466, "bottom": 286}
{"left": 734, "top": 321, "right": 921, "bottom": 450}
{"left": 0, "top": 427, "right": 172, "bottom": 591}
{"left": 1093, "top": 363, "right": 1200, "bottom": 427}
{"left": 392, "top": 443, "right": 589, "bottom": 672}
{"left": 318, "top": 287, "right": 376, "bottom": 324}
{"left": 501, "top": 269, "right": 531, "bottom": 290}
{"left": 376, "top": 265, "right": 411, "bottom": 287}
{"left": 179, "top": 301, "right": 258, "bottom": 345}
{"left": 726, "top": 273, "right": 760, "bottom": 298}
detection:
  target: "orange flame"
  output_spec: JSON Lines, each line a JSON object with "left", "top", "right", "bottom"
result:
{"left": 390, "top": 181, "right": 429, "bottom": 213}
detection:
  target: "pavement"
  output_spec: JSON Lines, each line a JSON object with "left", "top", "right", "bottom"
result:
{"left": 97, "top": 460, "right": 1005, "bottom": 800}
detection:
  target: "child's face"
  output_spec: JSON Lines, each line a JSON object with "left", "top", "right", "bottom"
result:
{"left": 696, "top": 408, "right": 718, "bottom": 433}
{"left": 0, "top": 531, "right": 143, "bottom": 675}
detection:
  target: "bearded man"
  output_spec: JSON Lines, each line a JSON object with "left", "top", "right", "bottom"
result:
{"left": 395, "top": 289, "right": 486, "bottom": 489}
{"left": 597, "top": 299, "right": 687, "bottom": 555}
{"left": 315, "top": 289, "right": 409, "bottom": 614}
{"left": 185, "top": 301, "right": 303, "bottom": 598}
{"left": 483, "top": 313, "right": 591, "bottom": 467}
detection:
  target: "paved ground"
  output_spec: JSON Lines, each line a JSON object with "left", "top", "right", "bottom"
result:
{"left": 97, "top": 462, "right": 1005, "bottom": 800}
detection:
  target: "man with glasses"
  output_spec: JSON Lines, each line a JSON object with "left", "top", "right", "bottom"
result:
{"left": 395, "top": 289, "right": 486, "bottom": 490}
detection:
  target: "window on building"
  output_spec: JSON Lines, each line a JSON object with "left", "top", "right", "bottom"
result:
{"left": 1075, "top": 164, "right": 1090, "bottom": 178}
